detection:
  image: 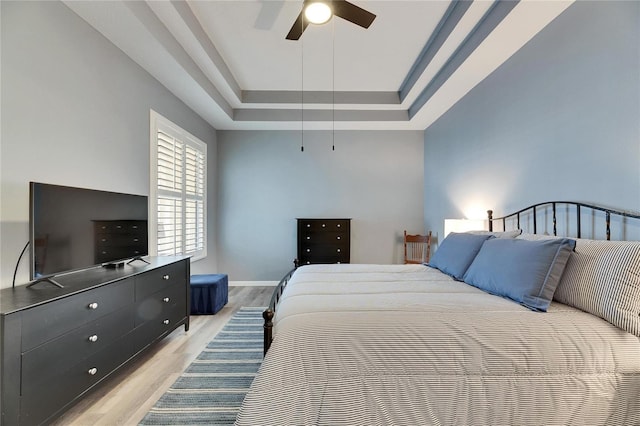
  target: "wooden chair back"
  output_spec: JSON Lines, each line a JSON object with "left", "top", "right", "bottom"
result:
{"left": 404, "top": 230, "right": 432, "bottom": 264}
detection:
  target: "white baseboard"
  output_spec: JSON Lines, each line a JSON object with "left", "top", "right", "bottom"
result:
{"left": 230, "top": 281, "right": 278, "bottom": 287}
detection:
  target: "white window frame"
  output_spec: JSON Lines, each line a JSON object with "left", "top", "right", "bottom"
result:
{"left": 149, "top": 110, "right": 207, "bottom": 261}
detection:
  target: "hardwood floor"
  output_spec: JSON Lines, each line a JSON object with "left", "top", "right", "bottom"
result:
{"left": 51, "top": 285, "right": 274, "bottom": 426}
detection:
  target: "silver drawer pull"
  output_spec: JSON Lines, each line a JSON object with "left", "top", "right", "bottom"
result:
{"left": 337, "top": 224, "right": 341, "bottom": 227}
{"left": 163, "top": 297, "right": 170, "bottom": 303}
{"left": 163, "top": 274, "right": 170, "bottom": 280}
{"left": 306, "top": 249, "right": 311, "bottom": 252}
{"left": 88, "top": 335, "right": 98, "bottom": 343}
{"left": 88, "top": 302, "right": 99, "bottom": 310}
{"left": 306, "top": 224, "right": 311, "bottom": 227}
{"left": 88, "top": 367, "right": 98, "bottom": 376}
{"left": 322, "top": 224, "right": 326, "bottom": 227}
{"left": 337, "top": 249, "right": 341, "bottom": 252}
{"left": 163, "top": 319, "right": 170, "bottom": 325}
{"left": 306, "top": 236, "right": 311, "bottom": 240}
{"left": 337, "top": 236, "right": 341, "bottom": 240}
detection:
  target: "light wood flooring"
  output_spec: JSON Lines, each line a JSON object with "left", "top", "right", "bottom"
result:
{"left": 51, "top": 285, "right": 274, "bottom": 426}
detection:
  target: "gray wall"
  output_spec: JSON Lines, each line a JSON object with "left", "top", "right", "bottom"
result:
{"left": 1, "top": 1, "right": 217, "bottom": 288}
{"left": 7, "top": 1, "right": 635, "bottom": 287}
{"left": 424, "top": 1, "right": 640, "bottom": 242}
{"left": 217, "top": 130, "right": 425, "bottom": 281}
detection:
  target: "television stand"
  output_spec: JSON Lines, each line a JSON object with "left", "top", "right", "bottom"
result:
{"left": 26, "top": 276, "right": 64, "bottom": 289}
{"left": 127, "top": 256, "right": 150, "bottom": 265}
{"left": 1, "top": 256, "right": 190, "bottom": 425}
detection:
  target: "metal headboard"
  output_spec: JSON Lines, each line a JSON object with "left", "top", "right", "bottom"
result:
{"left": 487, "top": 201, "right": 640, "bottom": 240}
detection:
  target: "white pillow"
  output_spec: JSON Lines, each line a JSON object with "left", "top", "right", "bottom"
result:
{"left": 553, "top": 239, "right": 640, "bottom": 337}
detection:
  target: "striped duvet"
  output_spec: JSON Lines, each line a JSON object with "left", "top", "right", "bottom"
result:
{"left": 236, "top": 264, "right": 640, "bottom": 425}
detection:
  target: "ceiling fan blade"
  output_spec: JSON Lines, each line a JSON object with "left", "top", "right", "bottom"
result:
{"left": 332, "top": 0, "right": 376, "bottom": 29}
{"left": 286, "top": 10, "right": 309, "bottom": 40}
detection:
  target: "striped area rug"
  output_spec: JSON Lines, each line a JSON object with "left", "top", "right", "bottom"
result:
{"left": 139, "top": 307, "right": 264, "bottom": 425}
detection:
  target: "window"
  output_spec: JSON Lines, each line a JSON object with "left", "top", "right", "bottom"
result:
{"left": 150, "top": 110, "right": 207, "bottom": 260}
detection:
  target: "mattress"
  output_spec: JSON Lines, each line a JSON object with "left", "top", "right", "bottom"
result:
{"left": 236, "top": 264, "right": 640, "bottom": 425}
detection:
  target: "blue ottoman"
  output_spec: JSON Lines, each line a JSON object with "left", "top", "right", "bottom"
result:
{"left": 190, "top": 274, "right": 228, "bottom": 315}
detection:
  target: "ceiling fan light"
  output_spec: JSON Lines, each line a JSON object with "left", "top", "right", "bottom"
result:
{"left": 305, "top": 2, "right": 332, "bottom": 25}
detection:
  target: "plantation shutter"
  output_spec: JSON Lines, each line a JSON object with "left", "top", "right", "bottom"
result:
{"left": 184, "top": 145, "right": 205, "bottom": 254}
{"left": 151, "top": 111, "right": 207, "bottom": 260}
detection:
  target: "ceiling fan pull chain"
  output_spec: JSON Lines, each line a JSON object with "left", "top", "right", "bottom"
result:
{"left": 332, "top": 17, "right": 335, "bottom": 152}
{"left": 301, "top": 23, "right": 305, "bottom": 153}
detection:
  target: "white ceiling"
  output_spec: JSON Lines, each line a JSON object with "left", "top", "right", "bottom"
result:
{"left": 64, "top": 0, "right": 574, "bottom": 131}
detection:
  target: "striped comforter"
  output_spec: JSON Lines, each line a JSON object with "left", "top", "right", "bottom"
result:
{"left": 236, "top": 264, "right": 640, "bottom": 425}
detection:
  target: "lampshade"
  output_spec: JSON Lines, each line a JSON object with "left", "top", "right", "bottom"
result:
{"left": 305, "top": 2, "right": 332, "bottom": 24}
{"left": 444, "top": 219, "right": 486, "bottom": 238}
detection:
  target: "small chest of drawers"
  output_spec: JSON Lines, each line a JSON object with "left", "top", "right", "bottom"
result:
{"left": 93, "top": 220, "right": 148, "bottom": 264}
{"left": 297, "top": 218, "right": 351, "bottom": 266}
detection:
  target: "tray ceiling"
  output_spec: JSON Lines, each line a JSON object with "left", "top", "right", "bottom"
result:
{"left": 64, "top": 0, "right": 574, "bottom": 130}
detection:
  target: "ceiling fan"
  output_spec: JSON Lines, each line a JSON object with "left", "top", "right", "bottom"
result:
{"left": 286, "top": 0, "right": 376, "bottom": 40}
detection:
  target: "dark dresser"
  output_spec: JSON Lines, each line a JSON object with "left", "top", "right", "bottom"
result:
{"left": 93, "top": 220, "right": 148, "bottom": 264}
{"left": 0, "top": 256, "right": 189, "bottom": 425}
{"left": 297, "top": 218, "right": 351, "bottom": 266}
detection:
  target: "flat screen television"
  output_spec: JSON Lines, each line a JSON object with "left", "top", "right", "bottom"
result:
{"left": 29, "top": 182, "right": 149, "bottom": 284}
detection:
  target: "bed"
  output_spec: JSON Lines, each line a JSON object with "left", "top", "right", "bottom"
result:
{"left": 236, "top": 202, "right": 640, "bottom": 425}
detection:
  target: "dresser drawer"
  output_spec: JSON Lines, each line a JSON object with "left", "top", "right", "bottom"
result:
{"left": 298, "top": 254, "right": 350, "bottom": 265}
{"left": 298, "top": 246, "right": 349, "bottom": 263}
{"left": 299, "top": 240, "right": 350, "bottom": 252}
{"left": 298, "top": 219, "right": 349, "bottom": 233}
{"left": 21, "top": 306, "right": 134, "bottom": 396}
{"left": 95, "top": 246, "right": 147, "bottom": 264}
{"left": 135, "top": 281, "right": 185, "bottom": 327}
{"left": 300, "top": 231, "right": 348, "bottom": 243}
{"left": 132, "top": 303, "right": 187, "bottom": 353}
{"left": 95, "top": 233, "right": 147, "bottom": 248}
{"left": 20, "top": 333, "right": 134, "bottom": 426}
{"left": 21, "top": 278, "right": 134, "bottom": 351}
{"left": 135, "top": 262, "right": 186, "bottom": 301}
{"left": 94, "top": 220, "right": 147, "bottom": 234}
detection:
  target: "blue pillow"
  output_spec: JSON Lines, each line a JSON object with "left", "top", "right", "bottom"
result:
{"left": 428, "top": 232, "right": 495, "bottom": 280}
{"left": 462, "top": 238, "right": 576, "bottom": 311}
